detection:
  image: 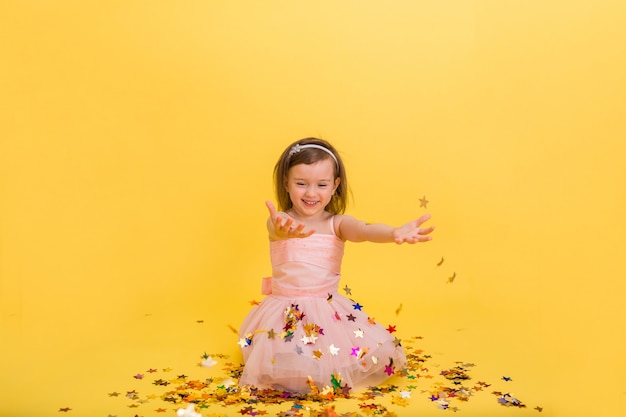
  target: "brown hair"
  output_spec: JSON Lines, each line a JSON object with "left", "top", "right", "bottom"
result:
{"left": 273, "top": 137, "right": 349, "bottom": 214}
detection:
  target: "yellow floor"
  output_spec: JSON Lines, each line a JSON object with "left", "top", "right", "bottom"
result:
{"left": 1, "top": 289, "right": 622, "bottom": 417}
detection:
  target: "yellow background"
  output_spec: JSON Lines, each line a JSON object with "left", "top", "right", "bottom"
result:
{"left": 1, "top": 1, "right": 625, "bottom": 416}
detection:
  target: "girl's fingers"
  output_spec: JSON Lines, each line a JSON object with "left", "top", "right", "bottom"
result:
{"left": 265, "top": 201, "right": 277, "bottom": 218}
{"left": 419, "top": 226, "right": 435, "bottom": 235}
{"left": 415, "top": 213, "right": 432, "bottom": 227}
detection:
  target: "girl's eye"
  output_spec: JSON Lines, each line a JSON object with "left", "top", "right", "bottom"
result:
{"left": 296, "top": 182, "right": 306, "bottom": 186}
{"left": 318, "top": 184, "right": 327, "bottom": 188}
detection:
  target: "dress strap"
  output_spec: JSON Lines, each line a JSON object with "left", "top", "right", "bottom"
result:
{"left": 329, "top": 215, "right": 336, "bottom": 236}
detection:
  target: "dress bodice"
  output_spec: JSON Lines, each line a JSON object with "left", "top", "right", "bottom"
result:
{"left": 269, "top": 230, "right": 345, "bottom": 298}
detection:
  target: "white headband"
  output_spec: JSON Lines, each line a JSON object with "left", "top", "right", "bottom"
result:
{"left": 288, "top": 143, "right": 339, "bottom": 167}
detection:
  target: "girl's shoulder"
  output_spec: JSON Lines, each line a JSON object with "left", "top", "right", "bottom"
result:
{"left": 331, "top": 213, "right": 355, "bottom": 238}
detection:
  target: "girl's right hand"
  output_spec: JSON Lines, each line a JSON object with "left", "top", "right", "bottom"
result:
{"left": 266, "top": 201, "right": 315, "bottom": 239}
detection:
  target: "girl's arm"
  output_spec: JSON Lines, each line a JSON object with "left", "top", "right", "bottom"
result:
{"left": 265, "top": 201, "right": 315, "bottom": 241}
{"left": 337, "top": 214, "right": 434, "bottom": 244}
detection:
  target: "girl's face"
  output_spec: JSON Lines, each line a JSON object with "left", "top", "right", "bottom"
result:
{"left": 284, "top": 159, "right": 340, "bottom": 218}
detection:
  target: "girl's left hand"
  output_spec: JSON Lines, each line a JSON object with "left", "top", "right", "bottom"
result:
{"left": 393, "top": 214, "right": 434, "bottom": 244}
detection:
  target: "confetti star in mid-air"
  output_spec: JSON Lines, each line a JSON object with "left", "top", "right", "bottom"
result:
{"left": 201, "top": 356, "right": 217, "bottom": 368}
{"left": 419, "top": 195, "right": 429, "bottom": 208}
{"left": 343, "top": 285, "right": 351, "bottom": 295}
{"left": 329, "top": 344, "right": 340, "bottom": 355}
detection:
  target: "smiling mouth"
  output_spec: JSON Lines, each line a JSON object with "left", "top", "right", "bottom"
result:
{"left": 303, "top": 200, "right": 319, "bottom": 207}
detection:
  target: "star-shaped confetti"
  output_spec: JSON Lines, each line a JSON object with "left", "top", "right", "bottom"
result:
{"left": 384, "top": 364, "right": 395, "bottom": 376}
{"left": 107, "top": 312, "right": 531, "bottom": 415}
{"left": 201, "top": 356, "right": 217, "bottom": 368}
{"left": 343, "top": 285, "right": 351, "bottom": 295}
{"left": 352, "top": 302, "right": 363, "bottom": 310}
{"left": 419, "top": 195, "right": 429, "bottom": 208}
{"left": 176, "top": 404, "right": 201, "bottom": 417}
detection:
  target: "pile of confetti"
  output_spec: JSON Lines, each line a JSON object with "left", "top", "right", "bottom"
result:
{"left": 98, "top": 335, "right": 540, "bottom": 416}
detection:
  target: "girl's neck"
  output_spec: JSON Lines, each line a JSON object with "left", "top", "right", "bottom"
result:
{"left": 286, "top": 209, "right": 331, "bottom": 223}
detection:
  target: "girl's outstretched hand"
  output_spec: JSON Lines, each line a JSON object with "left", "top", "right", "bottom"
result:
{"left": 265, "top": 201, "right": 315, "bottom": 239}
{"left": 393, "top": 214, "right": 434, "bottom": 244}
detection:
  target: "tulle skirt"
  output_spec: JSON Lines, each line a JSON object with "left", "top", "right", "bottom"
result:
{"left": 238, "top": 291, "right": 407, "bottom": 393}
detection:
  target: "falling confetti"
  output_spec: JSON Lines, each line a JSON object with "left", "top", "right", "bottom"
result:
{"left": 419, "top": 195, "right": 429, "bottom": 208}
{"left": 436, "top": 257, "right": 444, "bottom": 266}
{"left": 201, "top": 356, "right": 217, "bottom": 368}
{"left": 395, "top": 304, "right": 403, "bottom": 316}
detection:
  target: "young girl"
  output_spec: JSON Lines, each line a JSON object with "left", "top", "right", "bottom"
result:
{"left": 238, "top": 138, "right": 434, "bottom": 394}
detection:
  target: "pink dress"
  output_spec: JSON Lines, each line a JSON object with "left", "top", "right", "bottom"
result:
{"left": 238, "top": 217, "right": 407, "bottom": 393}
